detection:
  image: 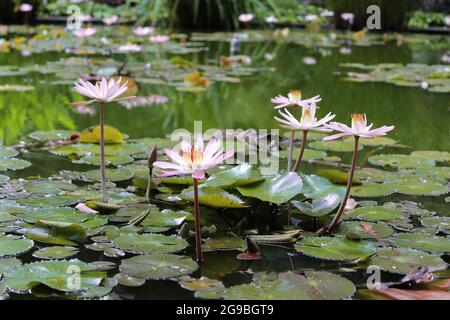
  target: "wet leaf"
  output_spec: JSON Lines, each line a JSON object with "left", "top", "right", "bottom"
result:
{"left": 291, "top": 194, "right": 341, "bottom": 217}
{"left": 351, "top": 182, "right": 395, "bottom": 198}
{"left": 79, "top": 125, "right": 124, "bottom": 144}
{"left": 369, "top": 154, "right": 435, "bottom": 169}
{"left": 181, "top": 187, "right": 247, "bottom": 208}
{"left": 32, "top": 246, "right": 79, "bottom": 260}
{"left": 390, "top": 233, "right": 450, "bottom": 254}
{"left": 0, "top": 158, "right": 31, "bottom": 171}
{"left": 344, "top": 206, "right": 403, "bottom": 221}
{"left": 336, "top": 221, "right": 394, "bottom": 239}
{"left": 113, "top": 233, "right": 188, "bottom": 254}
{"left": 0, "top": 235, "right": 34, "bottom": 257}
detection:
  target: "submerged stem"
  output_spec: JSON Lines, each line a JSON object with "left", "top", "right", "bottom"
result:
{"left": 99, "top": 102, "right": 108, "bottom": 203}
{"left": 193, "top": 178, "right": 204, "bottom": 262}
{"left": 318, "top": 136, "right": 359, "bottom": 234}
{"left": 287, "top": 130, "right": 295, "bottom": 171}
{"left": 292, "top": 130, "right": 308, "bottom": 172}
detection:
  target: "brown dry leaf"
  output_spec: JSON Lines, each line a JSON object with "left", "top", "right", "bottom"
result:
{"left": 375, "top": 288, "right": 450, "bottom": 300}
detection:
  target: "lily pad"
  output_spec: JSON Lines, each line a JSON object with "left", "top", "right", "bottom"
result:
{"left": 0, "top": 257, "right": 21, "bottom": 276}
{"left": 295, "top": 237, "right": 377, "bottom": 261}
{"left": 370, "top": 247, "right": 447, "bottom": 274}
{"left": 291, "top": 194, "right": 341, "bottom": 217}
{"left": 76, "top": 154, "right": 134, "bottom": 166}
{"left": 0, "top": 175, "right": 9, "bottom": 184}
{"left": 22, "top": 220, "right": 88, "bottom": 246}
{"left": 237, "top": 173, "right": 302, "bottom": 204}
{"left": 344, "top": 206, "right": 403, "bottom": 221}
{"left": 360, "top": 137, "right": 398, "bottom": 146}
{"left": 28, "top": 130, "right": 79, "bottom": 142}
{"left": 203, "top": 236, "right": 246, "bottom": 252}
{"left": 336, "top": 221, "right": 394, "bottom": 239}
{"left": 203, "top": 163, "right": 263, "bottom": 188}
{"left": 3, "top": 259, "right": 106, "bottom": 292}
{"left": 301, "top": 174, "right": 345, "bottom": 199}
{"left": 81, "top": 168, "right": 134, "bottom": 182}
{"left": 0, "top": 158, "right": 31, "bottom": 171}
{"left": 369, "top": 154, "right": 435, "bottom": 169}
{"left": 79, "top": 125, "right": 124, "bottom": 144}
{"left": 120, "top": 254, "right": 198, "bottom": 280}
{"left": 309, "top": 139, "right": 362, "bottom": 152}
{"left": 0, "top": 148, "right": 19, "bottom": 158}
{"left": 142, "top": 209, "right": 189, "bottom": 228}
{"left": 16, "top": 195, "right": 81, "bottom": 207}
{"left": 351, "top": 182, "right": 396, "bottom": 198}
{"left": 390, "top": 233, "right": 450, "bottom": 254}
{"left": 279, "top": 148, "right": 327, "bottom": 161}
{"left": 386, "top": 180, "right": 448, "bottom": 196}
{"left": 23, "top": 180, "right": 78, "bottom": 195}
{"left": 181, "top": 187, "right": 247, "bottom": 208}
{"left": 32, "top": 246, "right": 79, "bottom": 260}
{"left": 421, "top": 216, "right": 450, "bottom": 232}
{"left": 113, "top": 233, "right": 188, "bottom": 254}
{"left": 0, "top": 235, "right": 34, "bottom": 257}
{"left": 411, "top": 150, "right": 450, "bottom": 163}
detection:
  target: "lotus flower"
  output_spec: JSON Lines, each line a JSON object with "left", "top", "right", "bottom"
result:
{"left": 153, "top": 136, "right": 234, "bottom": 180}
{"left": 341, "top": 12, "right": 354, "bottom": 24}
{"left": 133, "top": 26, "right": 154, "bottom": 36}
{"left": 73, "top": 28, "right": 96, "bottom": 38}
{"left": 274, "top": 102, "right": 334, "bottom": 132}
{"left": 74, "top": 77, "right": 134, "bottom": 105}
{"left": 103, "top": 15, "right": 119, "bottom": 26}
{"left": 239, "top": 13, "right": 254, "bottom": 23}
{"left": 149, "top": 35, "right": 170, "bottom": 44}
{"left": 118, "top": 43, "right": 142, "bottom": 52}
{"left": 323, "top": 114, "right": 394, "bottom": 140}
{"left": 19, "top": 3, "right": 33, "bottom": 12}
{"left": 271, "top": 90, "right": 322, "bottom": 109}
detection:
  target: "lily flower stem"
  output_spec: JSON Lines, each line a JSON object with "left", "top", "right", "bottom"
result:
{"left": 99, "top": 102, "right": 108, "bottom": 203}
{"left": 145, "top": 168, "right": 153, "bottom": 202}
{"left": 292, "top": 130, "right": 308, "bottom": 172}
{"left": 321, "top": 136, "right": 359, "bottom": 233}
{"left": 193, "top": 178, "right": 204, "bottom": 262}
{"left": 287, "top": 130, "right": 295, "bottom": 171}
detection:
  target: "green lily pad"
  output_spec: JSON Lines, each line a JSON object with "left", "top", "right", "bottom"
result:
{"left": 203, "top": 163, "right": 263, "bottom": 188}
{"left": 411, "top": 151, "right": 450, "bottom": 163}
{"left": 336, "top": 221, "right": 394, "bottom": 239}
{"left": 386, "top": 180, "right": 448, "bottom": 196}
{"left": 344, "top": 206, "right": 403, "bottom": 221}
{"left": 421, "top": 216, "right": 450, "bottom": 232}
{"left": 351, "top": 182, "right": 396, "bottom": 197}
{"left": 181, "top": 187, "right": 247, "bottom": 208}
{"left": 32, "top": 246, "right": 79, "bottom": 260}
{"left": 415, "top": 167, "right": 450, "bottom": 180}
{"left": 390, "top": 233, "right": 450, "bottom": 254}
{"left": 237, "top": 173, "right": 302, "bottom": 204}
{"left": 114, "top": 273, "right": 146, "bottom": 287}
{"left": 369, "top": 154, "right": 435, "bottom": 169}
{"left": 291, "top": 194, "right": 341, "bottom": 217}
{"left": 23, "top": 220, "right": 88, "bottom": 246}
{"left": 0, "top": 235, "right": 34, "bottom": 257}
{"left": 279, "top": 148, "right": 327, "bottom": 161}
{"left": 309, "top": 139, "right": 362, "bottom": 152}
{"left": 76, "top": 154, "right": 134, "bottom": 166}
{"left": 81, "top": 168, "right": 134, "bottom": 182}
{"left": 113, "top": 233, "right": 188, "bottom": 254}
{"left": 0, "top": 147, "right": 19, "bottom": 158}
{"left": 370, "top": 247, "right": 447, "bottom": 274}
{"left": 23, "top": 180, "right": 78, "bottom": 195}
{"left": 142, "top": 209, "right": 189, "bottom": 228}
{"left": 360, "top": 137, "right": 398, "bottom": 146}
{"left": 0, "top": 257, "right": 21, "bottom": 276}
{"left": 15, "top": 207, "right": 90, "bottom": 224}
{"left": 120, "top": 254, "right": 198, "bottom": 280}
{"left": 355, "top": 168, "right": 398, "bottom": 183}
{"left": 0, "top": 174, "right": 9, "bottom": 184}
{"left": 301, "top": 174, "right": 345, "bottom": 199}
{"left": 29, "top": 130, "right": 79, "bottom": 141}
{"left": 16, "top": 195, "right": 81, "bottom": 207}
{"left": 0, "top": 158, "right": 31, "bottom": 171}
{"left": 318, "top": 169, "right": 361, "bottom": 185}
{"left": 3, "top": 259, "right": 106, "bottom": 292}
{"left": 295, "top": 237, "right": 377, "bottom": 261}
{"left": 203, "top": 236, "right": 246, "bottom": 252}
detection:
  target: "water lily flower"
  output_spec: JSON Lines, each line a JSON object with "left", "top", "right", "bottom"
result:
{"left": 339, "top": 47, "right": 352, "bottom": 55}
{"left": 445, "top": 16, "right": 450, "bottom": 27}
{"left": 265, "top": 16, "right": 278, "bottom": 24}
{"left": 271, "top": 90, "right": 321, "bottom": 109}
{"left": 102, "top": 15, "right": 119, "bottom": 26}
{"left": 239, "top": 13, "right": 254, "bottom": 23}
{"left": 149, "top": 34, "right": 170, "bottom": 44}
{"left": 302, "top": 56, "right": 317, "bottom": 65}
{"left": 320, "top": 10, "right": 335, "bottom": 17}
{"left": 19, "top": 3, "right": 33, "bottom": 12}
{"left": 317, "top": 114, "right": 394, "bottom": 235}
{"left": 118, "top": 43, "right": 142, "bottom": 52}
{"left": 323, "top": 114, "right": 394, "bottom": 141}
{"left": 73, "top": 28, "right": 96, "bottom": 38}
{"left": 305, "top": 14, "right": 318, "bottom": 22}
{"left": 153, "top": 136, "right": 234, "bottom": 263}
{"left": 73, "top": 77, "right": 135, "bottom": 203}
{"left": 421, "top": 81, "right": 429, "bottom": 90}
{"left": 133, "top": 26, "right": 154, "bottom": 36}
{"left": 341, "top": 12, "right": 354, "bottom": 24}
{"left": 441, "top": 53, "right": 450, "bottom": 64}
{"left": 153, "top": 136, "right": 234, "bottom": 180}
{"left": 79, "top": 14, "right": 92, "bottom": 22}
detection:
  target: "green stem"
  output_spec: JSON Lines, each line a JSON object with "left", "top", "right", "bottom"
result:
{"left": 292, "top": 130, "right": 308, "bottom": 172}
{"left": 319, "top": 136, "right": 359, "bottom": 234}
{"left": 287, "top": 130, "right": 295, "bottom": 171}
{"left": 193, "top": 178, "right": 204, "bottom": 262}
{"left": 145, "top": 168, "right": 152, "bottom": 202}
{"left": 99, "top": 102, "right": 108, "bottom": 203}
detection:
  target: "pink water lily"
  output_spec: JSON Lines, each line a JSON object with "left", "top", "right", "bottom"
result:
{"left": 274, "top": 102, "right": 335, "bottom": 132}
{"left": 74, "top": 77, "right": 134, "bottom": 105}
{"left": 133, "top": 26, "right": 154, "bottom": 36}
{"left": 324, "top": 114, "right": 394, "bottom": 140}
{"left": 73, "top": 28, "right": 97, "bottom": 38}
{"left": 118, "top": 43, "right": 142, "bottom": 52}
{"left": 103, "top": 15, "right": 119, "bottom": 26}
{"left": 341, "top": 12, "right": 355, "bottom": 24}
{"left": 149, "top": 35, "right": 170, "bottom": 44}
{"left": 153, "top": 136, "right": 234, "bottom": 180}
{"left": 271, "top": 90, "right": 322, "bottom": 109}
{"left": 19, "top": 3, "right": 32, "bottom": 12}
{"left": 239, "top": 13, "right": 254, "bottom": 23}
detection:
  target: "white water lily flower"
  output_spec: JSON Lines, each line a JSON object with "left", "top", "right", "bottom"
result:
{"left": 103, "top": 15, "right": 119, "bottom": 26}
{"left": 133, "top": 26, "right": 154, "bottom": 36}
{"left": 73, "top": 77, "right": 134, "bottom": 105}
{"left": 271, "top": 90, "right": 322, "bottom": 109}
{"left": 341, "top": 12, "right": 354, "bottom": 24}
{"left": 149, "top": 35, "right": 170, "bottom": 44}
{"left": 324, "top": 114, "right": 394, "bottom": 140}
{"left": 118, "top": 43, "right": 142, "bottom": 52}
{"left": 265, "top": 16, "right": 278, "bottom": 24}
{"left": 239, "top": 13, "right": 254, "bottom": 23}
{"left": 19, "top": 3, "right": 33, "bottom": 12}
{"left": 73, "top": 28, "right": 96, "bottom": 38}
{"left": 153, "top": 136, "right": 234, "bottom": 180}
{"left": 274, "top": 102, "right": 335, "bottom": 132}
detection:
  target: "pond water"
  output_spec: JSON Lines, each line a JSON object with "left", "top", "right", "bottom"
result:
{"left": 0, "top": 26, "right": 449, "bottom": 300}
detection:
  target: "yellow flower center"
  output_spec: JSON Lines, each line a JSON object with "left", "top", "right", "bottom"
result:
{"left": 351, "top": 113, "right": 366, "bottom": 131}
{"left": 183, "top": 146, "right": 203, "bottom": 165}
{"left": 288, "top": 90, "right": 302, "bottom": 103}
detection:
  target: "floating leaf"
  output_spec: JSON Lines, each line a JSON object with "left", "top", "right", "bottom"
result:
{"left": 370, "top": 247, "right": 447, "bottom": 274}
{"left": 369, "top": 154, "right": 435, "bottom": 169}
{"left": 142, "top": 209, "right": 189, "bottom": 228}
{"left": 295, "top": 237, "right": 377, "bottom": 261}
{"left": 28, "top": 130, "right": 79, "bottom": 141}
{"left": 76, "top": 154, "right": 134, "bottom": 166}
{"left": 203, "top": 236, "right": 246, "bottom": 252}
{"left": 0, "top": 258, "right": 21, "bottom": 276}
{"left": 318, "top": 169, "right": 361, "bottom": 185}
{"left": 203, "top": 163, "right": 263, "bottom": 188}
{"left": 344, "top": 206, "right": 403, "bottom": 221}
{"left": 113, "top": 233, "right": 188, "bottom": 254}
{"left": 81, "top": 168, "right": 134, "bottom": 182}
{"left": 351, "top": 182, "right": 395, "bottom": 197}
{"left": 386, "top": 180, "right": 448, "bottom": 196}
{"left": 114, "top": 273, "right": 146, "bottom": 287}
{"left": 360, "top": 137, "right": 398, "bottom": 146}
{"left": 32, "top": 246, "right": 79, "bottom": 260}
{"left": 279, "top": 148, "right": 327, "bottom": 161}
{"left": 421, "top": 216, "right": 450, "bottom": 232}
{"left": 0, "top": 235, "right": 34, "bottom": 257}
{"left": 23, "top": 220, "right": 88, "bottom": 246}
{"left": 411, "top": 151, "right": 450, "bottom": 163}
{"left": 237, "top": 173, "right": 302, "bottom": 204}
{"left": 0, "top": 148, "right": 19, "bottom": 158}
{"left": 301, "top": 174, "right": 345, "bottom": 199}
{"left": 79, "top": 125, "right": 124, "bottom": 144}
{"left": 120, "top": 254, "right": 198, "bottom": 280}
{"left": 16, "top": 195, "right": 82, "bottom": 208}
{"left": 24, "top": 180, "right": 78, "bottom": 195}
{"left": 291, "top": 194, "right": 341, "bottom": 217}
{"left": 309, "top": 140, "right": 363, "bottom": 152}
{"left": 390, "top": 233, "right": 450, "bottom": 254}
{"left": 181, "top": 187, "right": 247, "bottom": 208}
{"left": 336, "top": 221, "right": 394, "bottom": 239}
{"left": 0, "top": 158, "right": 31, "bottom": 171}
{"left": 3, "top": 259, "right": 106, "bottom": 292}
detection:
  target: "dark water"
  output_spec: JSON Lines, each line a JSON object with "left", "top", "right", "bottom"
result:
{"left": 1, "top": 29, "right": 449, "bottom": 300}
